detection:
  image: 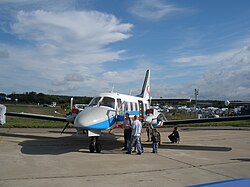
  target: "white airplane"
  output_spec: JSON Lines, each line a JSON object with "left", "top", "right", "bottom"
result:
{"left": 5, "top": 70, "right": 164, "bottom": 152}
{"left": 3, "top": 69, "right": 250, "bottom": 153}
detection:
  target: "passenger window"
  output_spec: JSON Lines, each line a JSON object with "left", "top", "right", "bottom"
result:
{"left": 135, "top": 102, "right": 138, "bottom": 111}
{"left": 130, "top": 102, "right": 133, "bottom": 111}
{"left": 138, "top": 101, "right": 143, "bottom": 111}
{"left": 124, "top": 102, "right": 128, "bottom": 111}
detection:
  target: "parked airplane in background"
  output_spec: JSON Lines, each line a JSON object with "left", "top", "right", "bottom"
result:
{"left": 3, "top": 69, "right": 250, "bottom": 153}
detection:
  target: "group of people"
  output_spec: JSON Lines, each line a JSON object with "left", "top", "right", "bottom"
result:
{"left": 123, "top": 113, "right": 143, "bottom": 155}
{"left": 121, "top": 113, "right": 180, "bottom": 155}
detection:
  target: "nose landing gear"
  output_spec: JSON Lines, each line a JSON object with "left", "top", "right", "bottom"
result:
{"left": 89, "top": 136, "right": 102, "bottom": 153}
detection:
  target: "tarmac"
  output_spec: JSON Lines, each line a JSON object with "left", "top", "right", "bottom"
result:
{"left": 0, "top": 127, "right": 250, "bottom": 187}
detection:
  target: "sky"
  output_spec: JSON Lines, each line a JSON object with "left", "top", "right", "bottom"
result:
{"left": 0, "top": 0, "right": 250, "bottom": 101}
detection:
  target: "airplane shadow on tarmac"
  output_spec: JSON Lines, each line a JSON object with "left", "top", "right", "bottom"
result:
{"left": 0, "top": 132, "right": 232, "bottom": 155}
{"left": 0, "top": 132, "right": 124, "bottom": 155}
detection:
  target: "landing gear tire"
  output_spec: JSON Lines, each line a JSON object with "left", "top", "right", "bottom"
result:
{"left": 89, "top": 137, "right": 102, "bottom": 153}
{"left": 95, "top": 142, "right": 102, "bottom": 153}
{"left": 89, "top": 143, "right": 95, "bottom": 153}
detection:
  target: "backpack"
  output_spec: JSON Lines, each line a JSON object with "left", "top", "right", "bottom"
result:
{"left": 151, "top": 132, "right": 160, "bottom": 142}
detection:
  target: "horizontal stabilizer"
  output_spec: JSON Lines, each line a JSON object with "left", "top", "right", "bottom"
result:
{"left": 163, "top": 115, "right": 250, "bottom": 126}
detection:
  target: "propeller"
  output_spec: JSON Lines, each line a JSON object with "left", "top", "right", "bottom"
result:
{"left": 70, "top": 97, "right": 73, "bottom": 110}
{"left": 54, "top": 110, "right": 64, "bottom": 116}
{"left": 61, "top": 122, "right": 70, "bottom": 134}
{"left": 60, "top": 97, "right": 74, "bottom": 134}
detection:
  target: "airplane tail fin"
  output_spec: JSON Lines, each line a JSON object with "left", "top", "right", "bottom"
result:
{"left": 138, "top": 69, "right": 150, "bottom": 100}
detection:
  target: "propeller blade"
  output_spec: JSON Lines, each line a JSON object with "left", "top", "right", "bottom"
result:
{"left": 54, "top": 111, "right": 64, "bottom": 116}
{"left": 70, "top": 97, "right": 74, "bottom": 110}
{"left": 61, "top": 122, "right": 70, "bottom": 134}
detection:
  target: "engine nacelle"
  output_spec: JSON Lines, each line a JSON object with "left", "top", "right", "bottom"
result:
{"left": 66, "top": 108, "right": 79, "bottom": 123}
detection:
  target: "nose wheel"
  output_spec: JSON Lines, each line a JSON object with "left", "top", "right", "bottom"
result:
{"left": 89, "top": 137, "right": 102, "bottom": 153}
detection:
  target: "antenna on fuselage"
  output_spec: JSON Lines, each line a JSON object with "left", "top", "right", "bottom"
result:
{"left": 111, "top": 85, "right": 114, "bottom": 93}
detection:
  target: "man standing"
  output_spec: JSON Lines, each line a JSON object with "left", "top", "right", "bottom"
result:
{"left": 126, "top": 115, "right": 143, "bottom": 155}
{"left": 122, "top": 113, "right": 132, "bottom": 150}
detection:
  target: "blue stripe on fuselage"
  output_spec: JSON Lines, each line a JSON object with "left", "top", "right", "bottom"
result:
{"left": 84, "top": 111, "right": 146, "bottom": 130}
{"left": 117, "top": 115, "right": 124, "bottom": 121}
{"left": 127, "top": 111, "right": 140, "bottom": 116}
{"left": 85, "top": 116, "right": 116, "bottom": 130}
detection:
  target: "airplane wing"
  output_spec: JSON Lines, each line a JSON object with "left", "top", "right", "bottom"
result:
{"left": 5, "top": 112, "right": 67, "bottom": 122}
{"left": 151, "top": 98, "right": 191, "bottom": 102}
{"left": 163, "top": 115, "right": 250, "bottom": 126}
{"left": 5, "top": 112, "right": 250, "bottom": 127}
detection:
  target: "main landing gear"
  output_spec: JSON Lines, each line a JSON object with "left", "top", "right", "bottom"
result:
{"left": 89, "top": 136, "right": 102, "bottom": 153}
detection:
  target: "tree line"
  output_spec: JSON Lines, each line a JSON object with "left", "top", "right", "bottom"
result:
{"left": 0, "top": 92, "right": 92, "bottom": 106}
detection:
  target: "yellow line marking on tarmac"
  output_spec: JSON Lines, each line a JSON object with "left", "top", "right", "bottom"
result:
{"left": 0, "top": 137, "right": 29, "bottom": 143}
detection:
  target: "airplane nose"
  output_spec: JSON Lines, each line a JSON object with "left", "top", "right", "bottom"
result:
{"left": 74, "top": 107, "right": 116, "bottom": 130}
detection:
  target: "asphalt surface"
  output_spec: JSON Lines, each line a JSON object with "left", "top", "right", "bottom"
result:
{"left": 0, "top": 127, "right": 250, "bottom": 187}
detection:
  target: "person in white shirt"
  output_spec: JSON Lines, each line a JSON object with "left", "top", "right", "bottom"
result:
{"left": 126, "top": 115, "right": 143, "bottom": 155}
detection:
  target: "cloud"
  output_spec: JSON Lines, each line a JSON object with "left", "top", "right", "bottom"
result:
{"left": 48, "top": 85, "right": 80, "bottom": 94}
{"left": 195, "top": 46, "right": 250, "bottom": 100}
{"left": 129, "top": 0, "right": 186, "bottom": 21}
{"left": 155, "top": 45, "right": 250, "bottom": 100}
{"left": 171, "top": 48, "right": 243, "bottom": 70}
{"left": 102, "top": 71, "right": 138, "bottom": 84}
{"left": 65, "top": 74, "right": 85, "bottom": 82}
{"left": 0, "top": 8, "right": 133, "bottom": 95}
{"left": 11, "top": 10, "right": 133, "bottom": 48}
{"left": 0, "top": 0, "right": 31, "bottom": 3}
{"left": 0, "top": 0, "right": 78, "bottom": 12}
{"left": 173, "top": 55, "right": 206, "bottom": 63}
{"left": 51, "top": 80, "right": 66, "bottom": 86}
{"left": 0, "top": 50, "right": 9, "bottom": 58}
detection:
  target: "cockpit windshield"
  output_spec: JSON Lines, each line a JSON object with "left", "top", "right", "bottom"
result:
{"left": 88, "top": 96, "right": 115, "bottom": 109}
{"left": 99, "top": 97, "right": 115, "bottom": 109}
{"left": 88, "top": 97, "right": 101, "bottom": 106}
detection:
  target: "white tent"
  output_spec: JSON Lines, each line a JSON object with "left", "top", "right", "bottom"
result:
{"left": 0, "top": 104, "right": 6, "bottom": 125}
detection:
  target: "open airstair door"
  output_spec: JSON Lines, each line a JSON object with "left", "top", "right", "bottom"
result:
{"left": 116, "top": 98, "right": 124, "bottom": 124}
{"left": 138, "top": 100, "right": 144, "bottom": 119}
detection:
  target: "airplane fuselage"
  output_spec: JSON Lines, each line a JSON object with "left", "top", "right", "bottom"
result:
{"left": 74, "top": 92, "right": 150, "bottom": 130}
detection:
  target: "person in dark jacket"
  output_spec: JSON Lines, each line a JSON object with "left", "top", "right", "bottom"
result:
{"left": 151, "top": 128, "right": 161, "bottom": 153}
{"left": 168, "top": 127, "right": 180, "bottom": 143}
{"left": 122, "top": 113, "right": 132, "bottom": 150}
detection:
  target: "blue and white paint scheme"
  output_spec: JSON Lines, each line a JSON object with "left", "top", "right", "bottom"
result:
{"left": 4, "top": 69, "right": 250, "bottom": 153}
{"left": 74, "top": 69, "right": 162, "bottom": 135}
{"left": 145, "top": 108, "right": 167, "bottom": 128}
{"left": 4, "top": 69, "right": 167, "bottom": 153}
